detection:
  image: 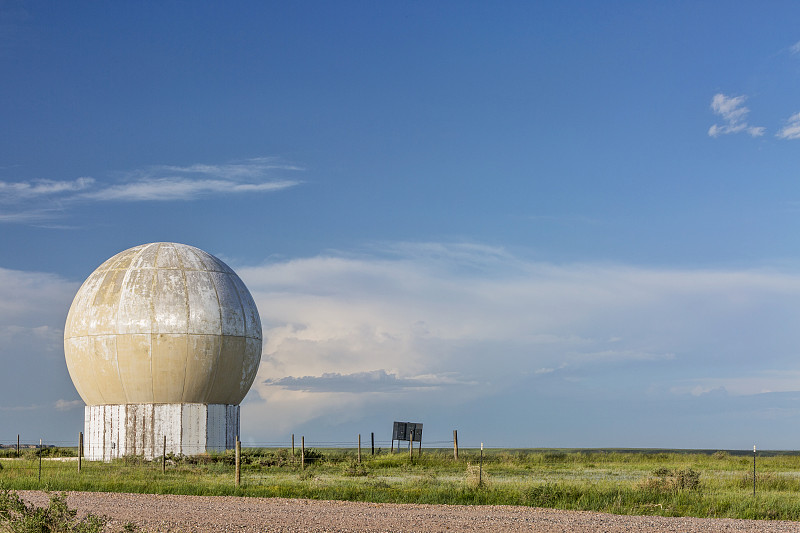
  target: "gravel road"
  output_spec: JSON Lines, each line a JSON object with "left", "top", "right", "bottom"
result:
{"left": 17, "top": 491, "right": 800, "bottom": 532}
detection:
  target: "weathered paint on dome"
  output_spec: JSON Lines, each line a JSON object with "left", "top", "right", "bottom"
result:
{"left": 64, "top": 242, "right": 262, "bottom": 406}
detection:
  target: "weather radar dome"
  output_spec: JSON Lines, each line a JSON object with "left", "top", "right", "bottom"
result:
{"left": 64, "top": 242, "right": 262, "bottom": 460}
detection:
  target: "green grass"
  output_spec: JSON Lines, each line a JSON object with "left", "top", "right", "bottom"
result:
{"left": 2, "top": 448, "right": 800, "bottom": 521}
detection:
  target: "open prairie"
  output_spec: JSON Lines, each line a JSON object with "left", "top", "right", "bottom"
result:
{"left": 0, "top": 448, "right": 800, "bottom": 520}
{"left": 4, "top": 448, "right": 800, "bottom": 522}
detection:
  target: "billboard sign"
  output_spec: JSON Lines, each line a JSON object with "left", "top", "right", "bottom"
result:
{"left": 392, "top": 421, "right": 423, "bottom": 442}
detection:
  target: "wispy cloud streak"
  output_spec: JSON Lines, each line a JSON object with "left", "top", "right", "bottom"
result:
{"left": 84, "top": 178, "right": 297, "bottom": 201}
{"left": 0, "top": 177, "right": 94, "bottom": 199}
{"left": 0, "top": 157, "right": 301, "bottom": 223}
{"left": 708, "top": 93, "right": 765, "bottom": 138}
{"left": 776, "top": 112, "right": 800, "bottom": 140}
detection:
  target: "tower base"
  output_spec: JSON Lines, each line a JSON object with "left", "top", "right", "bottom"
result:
{"left": 84, "top": 403, "right": 239, "bottom": 461}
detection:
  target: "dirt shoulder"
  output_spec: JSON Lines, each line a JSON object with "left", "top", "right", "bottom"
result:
{"left": 16, "top": 491, "right": 800, "bottom": 532}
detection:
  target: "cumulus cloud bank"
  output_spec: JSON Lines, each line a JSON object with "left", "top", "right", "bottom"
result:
{"left": 7, "top": 244, "right": 800, "bottom": 446}
{"left": 236, "top": 243, "right": 800, "bottom": 441}
{"left": 0, "top": 268, "right": 81, "bottom": 429}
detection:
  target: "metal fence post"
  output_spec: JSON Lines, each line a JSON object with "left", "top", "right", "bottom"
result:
{"left": 479, "top": 442, "right": 484, "bottom": 486}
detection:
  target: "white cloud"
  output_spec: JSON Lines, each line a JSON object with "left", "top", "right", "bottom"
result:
{"left": 0, "top": 177, "right": 94, "bottom": 200}
{"left": 708, "top": 93, "right": 765, "bottom": 138}
{"left": 791, "top": 40, "right": 800, "bottom": 55}
{"left": 7, "top": 242, "right": 800, "bottom": 445}
{"left": 83, "top": 178, "right": 298, "bottom": 201}
{"left": 776, "top": 112, "right": 800, "bottom": 140}
{"left": 236, "top": 244, "right": 800, "bottom": 433}
{"left": 54, "top": 399, "right": 83, "bottom": 411}
{"left": 0, "top": 267, "right": 78, "bottom": 324}
{"left": 0, "top": 268, "right": 81, "bottom": 422}
{"left": 155, "top": 157, "right": 304, "bottom": 180}
{"left": 0, "top": 208, "right": 65, "bottom": 223}
{"left": 0, "top": 157, "right": 301, "bottom": 223}
{"left": 674, "top": 371, "right": 800, "bottom": 397}
{"left": 263, "top": 369, "right": 470, "bottom": 393}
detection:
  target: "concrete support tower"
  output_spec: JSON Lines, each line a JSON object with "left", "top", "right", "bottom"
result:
{"left": 64, "top": 242, "right": 262, "bottom": 460}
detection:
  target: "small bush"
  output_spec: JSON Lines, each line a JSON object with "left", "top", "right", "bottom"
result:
{"left": 637, "top": 468, "right": 701, "bottom": 493}
{"left": 464, "top": 462, "right": 490, "bottom": 489}
{"left": 218, "top": 450, "right": 253, "bottom": 466}
{"left": 302, "top": 449, "right": 325, "bottom": 462}
{"left": 543, "top": 452, "right": 568, "bottom": 463}
{"left": 712, "top": 451, "right": 730, "bottom": 460}
{"left": 182, "top": 453, "right": 214, "bottom": 466}
{"left": 255, "top": 449, "right": 291, "bottom": 467}
{"left": 36, "top": 448, "right": 77, "bottom": 459}
{"left": 0, "top": 490, "right": 108, "bottom": 532}
{"left": 524, "top": 483, "right": 583, "bottom": 507}
{"left": 342, "top": 460, "right": 369, "bottom": 477}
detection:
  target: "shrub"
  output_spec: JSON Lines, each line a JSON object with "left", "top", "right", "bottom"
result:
{"left": 0, "top": 490, "right": 108, "bottom": 532}
{"left": 302, "top": 449, "right": 325, "bottom": 462}
{"left": 342, "top": 460, "right": 369, "bottom": 477}
{"left": 543, "top": 452, "right": 568, "bottom": 463}
{"left": 255, "top": 449, "right": 291, "bottom": 467}
{"left": 464, "top": 462, "right": 490, "bottom": 489}
{"left": 36, "top": 448, "right": 77, "bottom": 459}
{"left": 182, "top": 453, "right": 214, "bottom": 466}
{"left": 637, "top": 468, "right": 701, "bottom": 493}
{"left": 524, "top": 483, "right": 583, "bottom": 507}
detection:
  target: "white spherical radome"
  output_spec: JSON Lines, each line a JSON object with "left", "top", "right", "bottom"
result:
{"left": 64, "top": 242, "right": 262, "bottom": 406}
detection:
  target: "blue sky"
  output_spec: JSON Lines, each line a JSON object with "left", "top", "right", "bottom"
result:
{"left": 3, "top": 1, "right": 800, "bottom": 450}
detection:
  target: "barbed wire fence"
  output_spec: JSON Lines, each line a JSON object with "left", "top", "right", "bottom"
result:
{"left": 0, "top": 432, "right": 475, "bottom": 487}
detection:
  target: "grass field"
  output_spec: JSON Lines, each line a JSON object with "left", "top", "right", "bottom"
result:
{"left": 2, "top": 447, "right": 800, "bottom": 521}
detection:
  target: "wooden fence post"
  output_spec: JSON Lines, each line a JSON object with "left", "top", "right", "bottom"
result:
{"left": 291, "top": 434, "right": 295, "bottom": 463}
{"left": 16, "top": 434, "right": 19, "bottom": 457}
{"left": 235, "top": 437, "right": 241, "bottom": 488}
{"left": 453, "top": 429, "right": 458, "bottom": 460}
{"left": 358, "top": 434, "right": 362, "bottom": 464}
{"left": 371, "top": 432, "right": 375, "bottom": 456}
{"left": 408, "top": 438, "right": 412, "bottom": 460}
{"left": 301, "top": 436, "right": 305, "bottom": 470}
{"left": 38, "top": 438, "right": 42, "bottom": 482}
